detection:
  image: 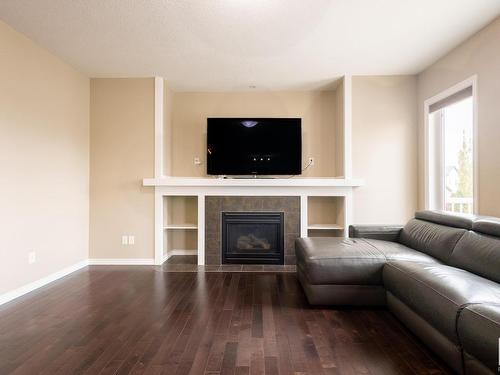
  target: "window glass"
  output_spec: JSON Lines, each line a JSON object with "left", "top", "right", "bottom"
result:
{"left": 442, "top": 97, "right": 473, "bottom": 213}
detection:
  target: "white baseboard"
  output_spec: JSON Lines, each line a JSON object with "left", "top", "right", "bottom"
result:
{"left": 0, "top": 259, "right": 89, "bottom": 307}
{"left": 88, "top": 258, "right": 155, "bottom": 265}
{"left": 163, "top": 249, "right": 197, "bottom": 263}
{"left": 0, "top": 258, "right": 160, "bottom": 306}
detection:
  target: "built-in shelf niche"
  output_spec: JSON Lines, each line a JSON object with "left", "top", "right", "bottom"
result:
{"left": 163, "top": 196, "right": 198, "bottom": 260}
{"left": 307, "top": 196, "right": 345, "bottom": 237}
{"left": 161, "top": 76, "right": 348, "bottom": 179}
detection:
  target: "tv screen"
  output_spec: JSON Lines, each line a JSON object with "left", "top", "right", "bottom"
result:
{"left": 207, "top": 118, "right": 302, "bottom": 176}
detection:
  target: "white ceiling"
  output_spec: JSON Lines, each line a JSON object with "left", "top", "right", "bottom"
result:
{"left": 1, "top": 0, "right": 499, "bottom": 91}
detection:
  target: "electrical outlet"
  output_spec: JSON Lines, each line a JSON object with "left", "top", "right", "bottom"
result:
{"left": 128, "top": 235, "right": 135, "bottom": 245}
{"left": 28, "top": 251, "right": 36, "bottom": 264}
{"left": 121, "top": 235, "right": 128, "bottom": 245}
{"left": 194, "top": 157, "right": 201, "bottom": 165}
{"left": 308, "top": 157, "right": 315, "bottom": 166}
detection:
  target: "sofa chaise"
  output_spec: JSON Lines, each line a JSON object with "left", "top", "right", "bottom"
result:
{"left": 295, "top": 210, "right": 500, "bottom": 375}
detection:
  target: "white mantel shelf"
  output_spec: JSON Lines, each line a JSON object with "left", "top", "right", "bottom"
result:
{"left": 143, "top": 177, "right": 364, "bottom": 188}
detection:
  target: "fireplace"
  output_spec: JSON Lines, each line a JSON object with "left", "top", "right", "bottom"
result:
{"left": 205, "top": 196, "right": 300, "bottom": 265}
{"left": 222, "top": 212, "right": 284, "bottom": 265}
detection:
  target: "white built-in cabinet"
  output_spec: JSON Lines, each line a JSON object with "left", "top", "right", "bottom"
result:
{"left": 143, "top": 76, "right": 362, "bottom": 265}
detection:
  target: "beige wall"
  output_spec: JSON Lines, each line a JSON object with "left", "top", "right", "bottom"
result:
{"left": 89, "top": 79, "right": 155, "bottom": 259}
{"left": 417, "top": 17, "right": 500, "bottom": 216}
{"left": 0, "top": 21, "right": 89, "bottom": 295}
{"left": 170, "top": 91, "right": 340, "bottom": 177}
{"left": 352, "top": 76, "right": 418, "bottom": 224}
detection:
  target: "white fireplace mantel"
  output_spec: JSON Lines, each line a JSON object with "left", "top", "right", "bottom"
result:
{"left": 143, "top": 176, "right": 363, "bottom": 188}
{"left": 143, "top": 177, "right": 364, "bottom": 198}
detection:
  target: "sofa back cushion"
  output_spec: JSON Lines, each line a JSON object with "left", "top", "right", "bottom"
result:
{"left": 399, "top": 219, "right": 466, "bottom": 263}
{"left": 473, "top": 217, "right": 500, "bottom": 237}
{"left": 415, "top": 210, "right": 475, "bottom": 229}
{"left": 449, "top": 218, "right": 500, "bottom": 283}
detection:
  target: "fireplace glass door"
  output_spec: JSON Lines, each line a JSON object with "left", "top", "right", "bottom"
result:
{"left": 222, "top": 212, "right": 284, "bottom": 264}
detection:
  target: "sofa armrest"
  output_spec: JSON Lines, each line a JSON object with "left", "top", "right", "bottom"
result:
{"left": 348, "top": 225, "right": 403, "bottom": 242}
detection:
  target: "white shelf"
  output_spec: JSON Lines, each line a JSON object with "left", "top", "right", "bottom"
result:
{"left": 143, "top": 176, "right": 363, "bottom": 188}
{"left": 164, "top": 224, "right": 198, "bottom": 230}
{"left": 308, "top": 224, "right": 344, "bottom": 230}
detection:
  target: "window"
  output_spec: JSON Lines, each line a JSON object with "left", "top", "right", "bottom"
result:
{"left": 426, "top": 79, "right": 476, "bottom": 214}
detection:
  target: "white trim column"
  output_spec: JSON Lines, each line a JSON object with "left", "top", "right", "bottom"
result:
{"left": 154, "top": 77, "right": 164, "bottom": 178}
{"left": 300, "top": 195, "right": 308, "bottom": 237}
{"left": 343, "top": 74, "right": 353, "bottom": 179}
{"left": 197, "top": 194, "right": 205, "bottom": 265}
{"left": 344, "top": 189, "right": 353, "bottom": 237}
{"left": 154, "top": 189, "right": 164, "bottom": 265}
{"left": 154, "top": 77, "right": 165, "bottom": 265}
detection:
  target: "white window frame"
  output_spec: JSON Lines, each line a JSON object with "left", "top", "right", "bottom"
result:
{"left": 424, "top": 75, "right": 479, "bottom": 214}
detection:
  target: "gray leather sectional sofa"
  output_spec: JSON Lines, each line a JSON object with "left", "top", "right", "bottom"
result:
{"left": 295, "top": 210, "right": 500, "bottom": 374}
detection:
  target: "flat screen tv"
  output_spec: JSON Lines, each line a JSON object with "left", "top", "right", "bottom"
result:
{"left": 207, "top": 118, "right": 302, "bottom": 176}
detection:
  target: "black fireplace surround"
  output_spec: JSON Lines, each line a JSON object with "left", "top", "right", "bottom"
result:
{"left": 222, "top": 212, "right": 284, "bottom": 264}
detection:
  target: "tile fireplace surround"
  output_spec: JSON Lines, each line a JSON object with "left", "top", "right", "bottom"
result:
{"left": 205, "top": 196, "right": 300, "bottom": 265}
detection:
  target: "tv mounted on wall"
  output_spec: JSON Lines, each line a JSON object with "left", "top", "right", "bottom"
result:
{"left": 207, "top": 118, "right": 302, "bottom": 176}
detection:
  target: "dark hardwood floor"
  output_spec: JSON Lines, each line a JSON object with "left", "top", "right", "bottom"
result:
{"left": 0, "top": 266, "right": 452, "bottom": 375}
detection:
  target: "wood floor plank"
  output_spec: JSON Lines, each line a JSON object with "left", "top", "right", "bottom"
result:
{"left": 0, "top": 267, "right": 453, "bottom": 375}
{"left": 178, "top": 276, "right": 229, "bottom": 375}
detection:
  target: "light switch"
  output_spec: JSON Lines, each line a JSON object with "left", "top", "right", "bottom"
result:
{"left": 121, "top": 235, "right": 128, "bottom": 245}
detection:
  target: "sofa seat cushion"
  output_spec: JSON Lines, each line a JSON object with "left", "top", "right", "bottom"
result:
{"left": 295, "top": 238, "right": 440, "bottom": 286}
{"left": 457, "top": 303, "right": 500, "bottom": 374}
{"left": 295, "top": 237, "right": 386, "bottom": 285}
{"left": 383, "top": 261, "right": 500, "bottom": 344}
